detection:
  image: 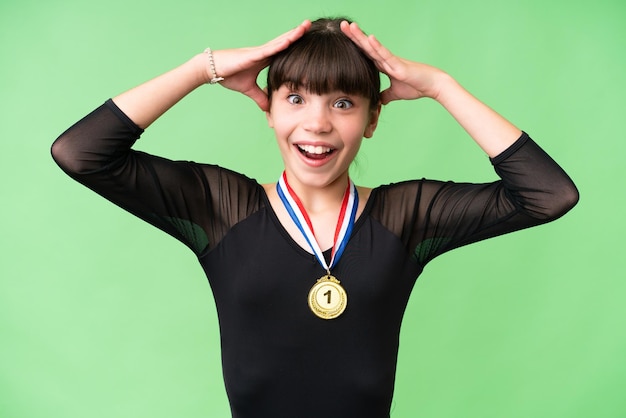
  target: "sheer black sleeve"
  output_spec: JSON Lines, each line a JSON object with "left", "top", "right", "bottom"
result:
{"left": 51, "top": 100, "right": 264, "bottom": 255}
{"left": 370, "top": 132, "right": 579, "bottom": 265}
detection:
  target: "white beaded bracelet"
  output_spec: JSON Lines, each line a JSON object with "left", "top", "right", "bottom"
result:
{"left": 204, "top": 48, "right": 224, "bottom": 84}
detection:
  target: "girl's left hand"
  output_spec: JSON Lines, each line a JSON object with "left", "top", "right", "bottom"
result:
{"left": 340, "top": 21, "right": 448, "bottom": 105}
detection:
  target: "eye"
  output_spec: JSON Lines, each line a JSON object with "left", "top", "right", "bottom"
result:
{"left": 287, "top": 94, "right": 304, "bottom": 105}
{"left": 334, "top": 98, "right": 353, "bottom": 109}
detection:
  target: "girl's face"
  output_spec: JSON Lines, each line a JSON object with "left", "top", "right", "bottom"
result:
{"left": 266, "top": 84, "right": 380, "bottom": 191}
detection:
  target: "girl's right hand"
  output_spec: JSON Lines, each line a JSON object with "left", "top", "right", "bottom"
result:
{"left": 210, "top": 20, "right": 311, "bottom": 111}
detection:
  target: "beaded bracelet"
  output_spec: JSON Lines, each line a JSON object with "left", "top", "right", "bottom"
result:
{"left": 204, "top": 48, "right": 224, "bottom": 84}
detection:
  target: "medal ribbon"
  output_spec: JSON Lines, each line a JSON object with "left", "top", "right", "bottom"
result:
{"left": 277, "top": 172, "right": 358, "bottom": 273}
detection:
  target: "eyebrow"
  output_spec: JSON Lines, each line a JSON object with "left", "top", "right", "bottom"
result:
{"left": 283, "top": 86, "right": 359, "bottom": 98}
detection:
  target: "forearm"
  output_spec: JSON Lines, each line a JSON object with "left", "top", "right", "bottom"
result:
{"left": 433, "top": 73, "right": 522, "bottom": 158}
{"left": 434, "top": 73, "right": 521, "bottom": 158}
{"left": 113, "top": 52, "right": 211, "bottom": 129}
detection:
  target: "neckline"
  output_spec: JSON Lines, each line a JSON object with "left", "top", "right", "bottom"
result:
{"left": 260, "top": 182, "right": 377, "bottom": 259}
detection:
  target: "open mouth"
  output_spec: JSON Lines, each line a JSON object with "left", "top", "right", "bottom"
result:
{"left": 296, "top": 144, "right": 335, "bottom": 160}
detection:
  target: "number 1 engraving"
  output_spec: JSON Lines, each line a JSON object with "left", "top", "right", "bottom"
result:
{"left": 323, "top": 289, "right": 332, "bottom": 304}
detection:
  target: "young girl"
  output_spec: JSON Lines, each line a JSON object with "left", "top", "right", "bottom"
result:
{"left": 52, "top": 17, "right": 578, "bottom": 418}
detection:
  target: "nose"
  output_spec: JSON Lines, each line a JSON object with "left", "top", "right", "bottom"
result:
{"left": 302, "top": 104, "right": 332, "bottom": 134}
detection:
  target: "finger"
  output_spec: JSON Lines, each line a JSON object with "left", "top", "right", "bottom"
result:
{"left": 342, "top": 22, "right": 378, "bottom": 56}
{"left": 258, "top": 20, "right": 311, "bottom": 58}
{"left": 242, "top": 19, "right": 311, "bottom": 79}
{"left": 379, "top": 88, "right": 395, "bottom": 105}
{"left": 341, "top": 22, "right": 394, "bottom": 72}
{"left": 284, "top": 19, "right": 311, "bottom": 43}
{"left": 366, "top": 33, "right": 395, "bottom": 63}
{"left": 245, "top": 85, "right": 270, "bottom": 111}
{"left": 340, "top": 21, "right": 371, "bottom": 52}
{"left": 352, "top": 24, "right": 394, "bottom": 65}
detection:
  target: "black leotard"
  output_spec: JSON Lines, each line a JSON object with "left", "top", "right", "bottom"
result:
{"left": 51, "top": 99, "right": 578, "bottom": 418}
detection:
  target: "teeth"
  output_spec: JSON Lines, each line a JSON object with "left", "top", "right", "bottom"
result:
{"left": 298, "top": 144, "right": 332, "bottom": 154}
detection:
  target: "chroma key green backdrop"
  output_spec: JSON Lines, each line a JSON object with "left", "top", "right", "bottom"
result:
{"left": 1, "top": 0, "right": 624, "bottom": 417}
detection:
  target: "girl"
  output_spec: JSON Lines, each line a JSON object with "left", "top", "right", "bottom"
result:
{"left": 52, "top": 17, "right": 578, "bottom": 418}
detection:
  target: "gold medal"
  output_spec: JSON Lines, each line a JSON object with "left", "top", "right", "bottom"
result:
{"left": 308, "top": 274, "right": 347, "bottom": 319}
{"left": 277, "top": 173, "right": 358, "bottom": 320}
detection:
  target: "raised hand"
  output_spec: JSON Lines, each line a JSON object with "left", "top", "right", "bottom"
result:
{"left": 340, "top": 21, "right": 447, "bottom": 105}
{"left": 341, "top": 20, "right": 522, "bottom": 157}
{"left": 112, "top": 20, "right": 311, "bottom": 127}
{"left": 213, "top": 20, "right": 311, "bottom": 111}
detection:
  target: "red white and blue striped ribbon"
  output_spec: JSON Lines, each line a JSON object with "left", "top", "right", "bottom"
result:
{"left": 277, "top": 172, "right": 358, "bottom": 273}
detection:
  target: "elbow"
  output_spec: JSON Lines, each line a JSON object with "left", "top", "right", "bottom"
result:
{"left": 51, "top": 137, "right": 75, "bottom": 174}
{"left": 540, "top": 181, "right": 580, "bottom": 221}
{"left": 51, "top": 135, "right": 91, "bottom": 176}
{"left": 50, "top": 138, "right": 63, "bottom": 165}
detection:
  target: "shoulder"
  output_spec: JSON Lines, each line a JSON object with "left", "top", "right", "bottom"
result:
{"left": 368, "top": 179, "right": 425, "bottom": 202}
{"left": 356, "top": 186, "right": 372, "bottom": 218}
{"left": 365, "top": 179, "right": 455, "bottom": 219}
{"left": 194, "top": 164, "right": 262, "bottom": 190}
{"left": 370, "top": 178, "right": 469, "bottom": 203}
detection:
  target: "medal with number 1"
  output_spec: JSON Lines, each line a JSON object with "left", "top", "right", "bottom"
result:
{"left": 277, "top": 172, "right": 358, "bottom": 320}
{"left": 308, "top": 274, "right": 347, "bottom": 319}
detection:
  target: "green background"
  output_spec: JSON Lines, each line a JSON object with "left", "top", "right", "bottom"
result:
{"left": 1, "top": 0, "right": 624, "bottom": 417}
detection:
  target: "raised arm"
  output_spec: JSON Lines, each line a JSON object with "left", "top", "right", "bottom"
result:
{"left": 113, "top": 20, "right": 311, "bottom": 128}
{"left": 342, "top": 20, "right": 578, "bottom": 246}
{"left": 50, "top": 20, "right": 312, "bottom": 254}
{"left": 341, "top": 21, "right": 521, "bottom": 157}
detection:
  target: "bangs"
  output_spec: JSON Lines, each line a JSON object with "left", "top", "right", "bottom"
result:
{"left": 267, "top": 18, "right": 380, "bottom": 108}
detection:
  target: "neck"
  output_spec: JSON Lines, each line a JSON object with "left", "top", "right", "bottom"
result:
{"left": 283, "top": 172, "right": 350, "bottom": 215}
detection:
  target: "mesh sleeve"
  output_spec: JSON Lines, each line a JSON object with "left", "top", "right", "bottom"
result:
{"left": 51, "top": 100, "right": 263, "bottom": 255}
{"left": 370, "top": 133, "right": 579, "bottom": 265}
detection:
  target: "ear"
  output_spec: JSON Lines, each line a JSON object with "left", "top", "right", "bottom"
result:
{"left": 364, "top": 102, "right": 382, "bottom": 138}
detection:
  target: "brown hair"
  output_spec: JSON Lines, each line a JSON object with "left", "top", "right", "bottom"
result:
{"left": 267, "top": 17, "right": 381, "bottom": 109}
